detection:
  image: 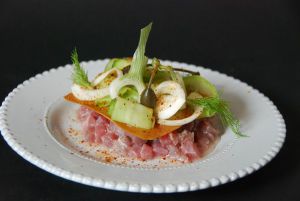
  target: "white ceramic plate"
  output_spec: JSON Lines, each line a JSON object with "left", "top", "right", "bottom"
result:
{"left": 0, "top": 60, "right": 286, "bottom": 193}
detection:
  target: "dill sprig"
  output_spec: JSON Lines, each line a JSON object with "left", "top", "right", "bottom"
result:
{"left": 71, "top": 48, "right": 92, "bottom": 88}
{"left": 188, "top": 96, "right": 246, "bottom": 137}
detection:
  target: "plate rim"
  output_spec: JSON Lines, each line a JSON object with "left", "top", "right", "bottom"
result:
{"left": 0, "top": 59, "right": 286, "bottom": 193}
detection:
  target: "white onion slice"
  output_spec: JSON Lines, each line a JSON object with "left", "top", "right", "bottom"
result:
{"left": 157, "top": 92, "right": 203, "bottom": 126}
{"left": 92, "top": 68, "right": 123, "bottom": 86}
{"left": 71, "top": 84, "right": 109, "bottom": 101}
{"left": 71, "top": 68, "right": 123, "bottom": 101}
{"left": 157, "top": 106, "right": 202, "bottom": 126}
{"left": 154, "top": 81, "right": 186, "bottom": 120}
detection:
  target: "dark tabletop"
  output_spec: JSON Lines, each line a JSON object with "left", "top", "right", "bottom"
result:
{"left": 1, "top": 0, "right": 300, "bottom": 200}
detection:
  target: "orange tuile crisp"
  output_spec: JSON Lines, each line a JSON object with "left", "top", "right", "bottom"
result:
{"left": 64, "top": 93, "right": 192, "bottom": 140}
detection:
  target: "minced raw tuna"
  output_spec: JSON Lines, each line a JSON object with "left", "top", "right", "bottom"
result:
{"left": 77, "top": 106, "right": 221, "bottom": 162}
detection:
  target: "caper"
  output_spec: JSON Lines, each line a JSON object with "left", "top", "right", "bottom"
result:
{"left": 140, "top": 89, "right": 157, "bottom": 108}
{"left": 140, "top": 58, "right": 160, "bottom": 109}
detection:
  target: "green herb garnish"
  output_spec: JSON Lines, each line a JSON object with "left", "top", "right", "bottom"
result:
{"left": 71, "top": 48, "right": 92, "bottom": 89}
{"left": 188, "top": 96, "right": 245, "bottom": 137}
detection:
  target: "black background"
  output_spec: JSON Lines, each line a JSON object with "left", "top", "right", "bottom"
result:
{"left": 1, "top": 0, "right": 300, "bottom": 200}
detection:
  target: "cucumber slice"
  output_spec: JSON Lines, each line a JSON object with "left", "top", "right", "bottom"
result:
{"left": 184, "top": 75, "right": 218, "bottom": 117}
{"left": 143, "top": 68, "right": 171, "bottom": 84}
{"left": 183, "top": 75, "right": 218, "bottom": 97}
{"left": 105, "top": 58, "right": 132, "bottom": 71}
{"left": 119, "top": 87, "right": 139, "bottom": 102}
{"left": 111, "top": 97, "right": 154, "bottom": 129}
